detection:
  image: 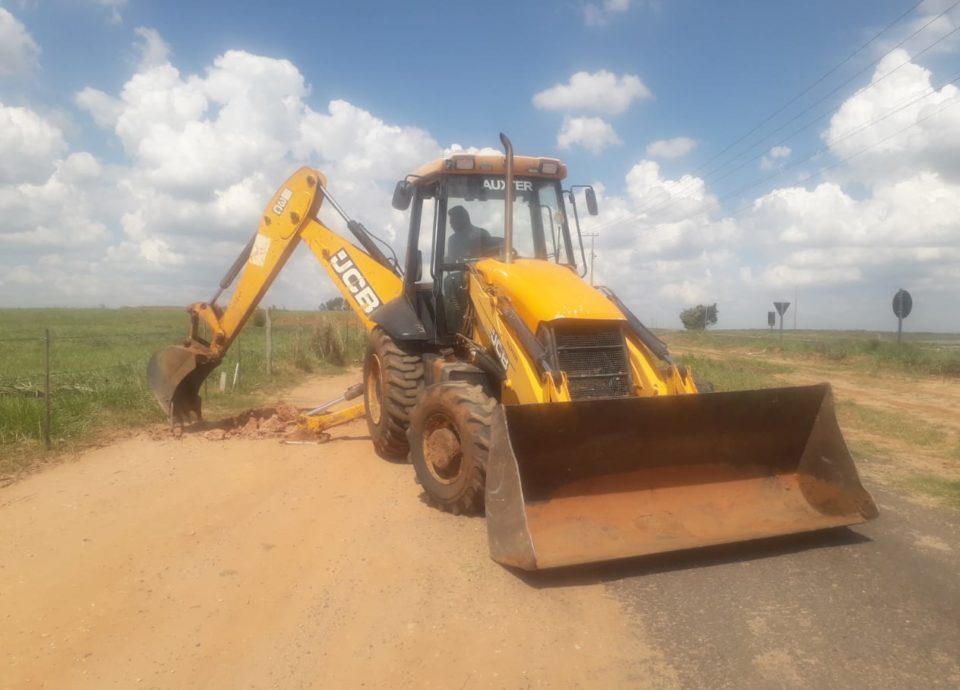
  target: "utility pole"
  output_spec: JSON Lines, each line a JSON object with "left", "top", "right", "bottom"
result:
{"left": 583, "top": 232, "right": 599, "bottom": 286}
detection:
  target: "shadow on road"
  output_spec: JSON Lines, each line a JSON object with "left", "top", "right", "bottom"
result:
{"left": 511, "top": 527, "right": 872, "bottom": 588}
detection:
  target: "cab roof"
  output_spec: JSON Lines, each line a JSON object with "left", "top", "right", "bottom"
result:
{"left": 409, "top": 154, "right": 567, "bottom": 185}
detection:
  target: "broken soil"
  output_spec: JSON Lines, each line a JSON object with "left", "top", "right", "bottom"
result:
{"left": 148, "top": 400, "right": 317, "bottom": 442}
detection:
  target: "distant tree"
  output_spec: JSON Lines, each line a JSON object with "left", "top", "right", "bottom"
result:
{"left": 321, "top": 296, "right": 350, "bottom": 312}
{"left": 680, "top": 303, "right": 718, "bottom": 331}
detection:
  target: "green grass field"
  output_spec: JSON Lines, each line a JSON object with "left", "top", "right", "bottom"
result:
{"left": 665, "top": 328, "right": 960, "bottom": 379}
{"left": 3, "top": 312, "right": 959, "bottom": 508}
{"left": 0, "top": 308, "right": 365, "bottom": 477}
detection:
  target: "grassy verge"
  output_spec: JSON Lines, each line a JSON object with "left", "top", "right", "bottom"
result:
{"left": 663, "top": 329, "right": 960, "bottom": 378}
{"left": 671, "top": 336, "right": 960, "bottom": 509}
{"left": 672, "top": 353, "right": 794, "bottom": 391}
{"left": 0, "top": 308, "right": 365, "bottom": 480}
{"left": 836, "top": 401, "right": 949, "bottom": 449}
{"left": 906, "top": 477, "right": 960, "bottom": 509}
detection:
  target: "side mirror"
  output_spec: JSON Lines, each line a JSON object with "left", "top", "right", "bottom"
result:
{"left": 392, "top": 180, "right": 413, "bottom": 211}
{"left": 584, "top": 187, "right": 599, "bottom": 216}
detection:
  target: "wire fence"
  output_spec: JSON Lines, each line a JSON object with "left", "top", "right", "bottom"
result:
{"left": 0, "top": 310, "right": 366, "bottom": 451}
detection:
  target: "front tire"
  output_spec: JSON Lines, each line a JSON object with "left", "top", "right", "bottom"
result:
{"left": 363, "top": 328, "right": 424, "bottom": 459}
{"left": 407, "top": 382, "right": 495, "bottom": 515}
{"left": 692, "top": 373, "right": 715, "bottom": 393}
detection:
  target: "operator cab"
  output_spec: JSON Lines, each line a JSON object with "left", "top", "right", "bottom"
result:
{"left": 391, "top": 153, "right": 598, "bottom": 340}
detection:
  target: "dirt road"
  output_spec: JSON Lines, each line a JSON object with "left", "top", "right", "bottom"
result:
{"left": 2, "top": 371, "right": 959, "bottom": 689}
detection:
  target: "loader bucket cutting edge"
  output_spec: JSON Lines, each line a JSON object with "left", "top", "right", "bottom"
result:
{"left": 147, "top": 346, "right": 213, "bottom": 422}
{"left": 485, "top": 384, "right": 878, "bottom": 571}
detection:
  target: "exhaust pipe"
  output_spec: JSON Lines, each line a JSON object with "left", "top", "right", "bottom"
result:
{"left": 499, "top": 132, "right": 514, "bottom": 264}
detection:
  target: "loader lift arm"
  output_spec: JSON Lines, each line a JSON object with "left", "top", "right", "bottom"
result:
{"left": 147, "top": 168, "right": 404, "bottom": 423}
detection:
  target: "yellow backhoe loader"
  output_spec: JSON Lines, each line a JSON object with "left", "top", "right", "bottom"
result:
{"left": 148, "top": 134, "right": 878, "bottom": 570}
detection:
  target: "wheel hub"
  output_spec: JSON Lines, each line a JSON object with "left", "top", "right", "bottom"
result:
{"left": 423, "top": 414, "right": 463, "bottom": 484}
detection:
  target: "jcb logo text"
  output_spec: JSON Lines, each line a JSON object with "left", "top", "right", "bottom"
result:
{"left": 330, "top": 249, "right": 382, "bottom": 315}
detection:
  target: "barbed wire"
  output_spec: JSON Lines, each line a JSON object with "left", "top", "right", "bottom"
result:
{"left": 0, "top": 331, "right": 186, "bottom": 344}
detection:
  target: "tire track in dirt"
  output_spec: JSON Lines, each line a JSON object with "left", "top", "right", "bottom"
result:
{"left": 1, "top": 372, "right": 680, "bottom": 689}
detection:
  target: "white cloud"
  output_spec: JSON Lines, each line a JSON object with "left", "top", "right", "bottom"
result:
{"left": 624, "top": 160, "right": 718, "bottom": 222}
{"left": 556, "top": 116, "right": 621, "bottom": 154}
{"left": 749, "top": 173, "right": 960, "bottom": 247}
{"left": 757, "top": 264, "right": 863, "bottom": 288}
{"left": 584, "top": 0, "right": 631, "bottom": 26}
{"left": 134, "top": 27, "right": 170, "bottom": 68}
{"left": 760, "top": 145, "right": 791, "bottom": 170}
{"left": 3, "top": 31, "right": 958, "bottom": 330}
{"left": 646, "top": 137, "right": 697, "bottom": 159}
{"left": 533, "top": 70, "right": 651, "bottom": 115}
{"left": 0, "top": 104, "right": 67, "bottom": 184}
{"left": 138, "top": 236, "right": 185, "bottom": 266}
{"left": 0, "top": 8, "right": 39, "bottom": 76}
{"left": 2, "top": 32, "right": 445, "bottom": 306}
{"left": 94, "top": 0, "right": 127, "bottom": 24}
{"left": 75, "top": 87, "right": 123, "bottom": 127}
{"left": 563, "top": 50, "right": 960, "bottom": 329}
{"left": 893, "top": 2, "right": 960, "bottom": 56}
{"left": 825, "top": 49, "right": 960, "bottom": 181}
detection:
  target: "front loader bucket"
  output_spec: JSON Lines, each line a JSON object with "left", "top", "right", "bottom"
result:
{"left": 147, "top": 346, "right": 216, "bottom": 422}
{"left": 485, "top": 384, "right": 878, "bottom": 571}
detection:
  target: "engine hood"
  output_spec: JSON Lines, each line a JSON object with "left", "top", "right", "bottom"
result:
{"left": 474, "top": 259, "right": 624, "bottom": 332}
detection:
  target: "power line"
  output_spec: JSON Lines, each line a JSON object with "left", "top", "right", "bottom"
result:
{"left": 695, "top": 10, "right": 960, "bottom": 184}
{"left": 619, "top": 0, "right": 960, "bottom": 225}
{"left": 586, "top": 91, "right": 960, "bottom": 255}
{"left": 688, "top": 0, "right": 930, "bottom": 180}
{"left": 593, "top": 10, "right": 960, "bottom": 234}
{"left": 705, "top": 71, "right": 960, "bottom": 193}
{"left": 689, "top": 94, "right": 960, "bottom": 227}
{"left": 625, "top": 68, "right": 960, "bottom": 225}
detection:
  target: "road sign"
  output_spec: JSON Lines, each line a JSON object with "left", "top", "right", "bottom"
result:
{"left": 768, "top": 311, "right": 776, "bottom": 328}
{"left": 892, "top": 289, "right": 912, "bottom": 319}
{"left": 773, "top": 302, "right": 790, "bottom": 340}
{"left": 893, "top": 289, "right": 913, "bottom": 344}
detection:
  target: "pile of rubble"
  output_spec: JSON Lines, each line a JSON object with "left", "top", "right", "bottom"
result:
{"left": 214, "top": 401, "right": 301, "bottom": 440}
{"left": 180, "top": 401, "right": 306, "bottom": 441}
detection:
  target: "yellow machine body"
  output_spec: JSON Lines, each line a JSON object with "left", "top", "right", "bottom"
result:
{"left": 148, "top": 154, "right": 878, "bottom": 572}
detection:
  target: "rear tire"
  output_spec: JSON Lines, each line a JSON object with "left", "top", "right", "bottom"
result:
{"left": 364, "top": 328, "right": 424, "bottom": 459}
{"left": 407, "top": 382, "right": 495, "bottom": 515}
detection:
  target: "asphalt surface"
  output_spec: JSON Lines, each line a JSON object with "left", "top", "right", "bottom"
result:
{"left": 527, "top": 483, "right": 960, "bottom": 689}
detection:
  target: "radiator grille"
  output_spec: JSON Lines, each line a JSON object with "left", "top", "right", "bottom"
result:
{"left": 554, "top": 327, "right": 632, "bottom": 400}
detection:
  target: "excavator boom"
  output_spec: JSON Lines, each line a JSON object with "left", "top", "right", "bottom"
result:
{"left": 147, "top": 168, "right": 403, "bottom": 422}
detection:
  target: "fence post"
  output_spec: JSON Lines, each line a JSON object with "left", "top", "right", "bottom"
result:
{"left": 265, "top": 307, "right": 272, "bottom": 376}
{"left": 43, "top": 329, "right": 51, "bottom": 450}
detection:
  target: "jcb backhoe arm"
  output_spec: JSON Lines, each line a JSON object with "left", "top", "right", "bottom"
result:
{"left": 147, "top": 168, "right": 403, "bottom": 423}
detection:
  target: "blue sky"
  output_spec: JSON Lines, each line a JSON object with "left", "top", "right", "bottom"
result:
{"left": 1, "top": 0, "right": 959, "bottom": 331}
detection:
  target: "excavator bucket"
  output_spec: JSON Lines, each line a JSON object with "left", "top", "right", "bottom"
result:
{"left": 147, "top": 346, "right": 216, "bottom": 423}
{"left": 485, "top": 383, "right": 878, "bottom": 570}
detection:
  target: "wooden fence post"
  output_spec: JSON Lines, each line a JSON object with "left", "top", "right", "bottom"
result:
{"left": 43, "top": 329, "right": 51, "bottom": 450}
{"left": 265, "top": 307, "right": 272, "bottom": 376}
